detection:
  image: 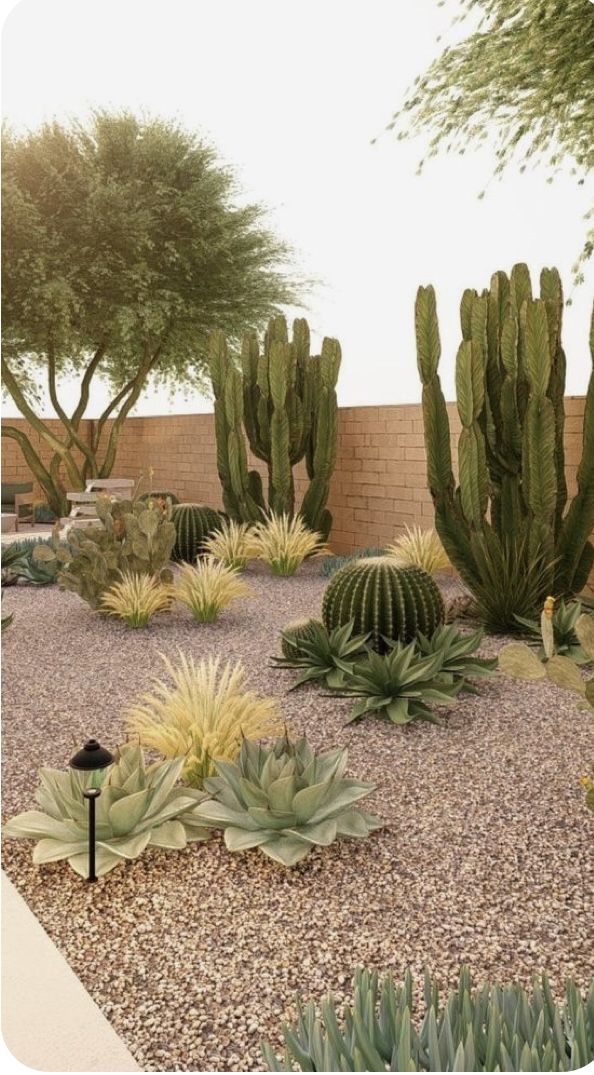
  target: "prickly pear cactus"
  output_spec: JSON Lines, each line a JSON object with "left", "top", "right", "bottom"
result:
{"left": 322, "top": 556, "right": 445, "bottom": 653}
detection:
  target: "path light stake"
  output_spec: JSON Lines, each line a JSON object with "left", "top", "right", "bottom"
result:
{"left": 69, "top": 739, "right": 113, "bottom": 883}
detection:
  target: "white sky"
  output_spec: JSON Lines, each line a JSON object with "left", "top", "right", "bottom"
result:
{"left": 2, "top": 0, "right": 593, "bottom": 418}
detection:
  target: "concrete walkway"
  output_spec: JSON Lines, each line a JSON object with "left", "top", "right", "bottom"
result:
{"left": 2, "top": 873, "right": 139, "bottom": 1071}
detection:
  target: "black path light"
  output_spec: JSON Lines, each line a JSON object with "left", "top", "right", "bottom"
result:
{"left": 69, "top": 739, "right": 114, "bottom": 883}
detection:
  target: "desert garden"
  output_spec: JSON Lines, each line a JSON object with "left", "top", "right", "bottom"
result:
{"left": 2, "top": 1, "right": 594, "bottom": 1071}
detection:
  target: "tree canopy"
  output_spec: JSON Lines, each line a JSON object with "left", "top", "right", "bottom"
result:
{"left": 387, "top": 0, "right": 594, "bottom": 279}
{"left": 1, "top": 111, "right": 297, "bottom": 513}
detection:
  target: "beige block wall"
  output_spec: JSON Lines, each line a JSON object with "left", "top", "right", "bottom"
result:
{"left": 1, "top": 396, "right": 587, "bottom": 555}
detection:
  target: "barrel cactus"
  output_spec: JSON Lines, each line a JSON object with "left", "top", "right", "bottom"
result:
{"left": 322, "top": 556, "right": 445, "bottom": 653}
{"left": 280, "top": 617, "right": 325, "bottom": 660}
{"left": 171, "top": 503, "right": 222, "bottom": 563}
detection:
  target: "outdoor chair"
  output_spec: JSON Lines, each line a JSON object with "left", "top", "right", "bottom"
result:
{"left": 1, "top": 482, "right": 35, "bottom": 531}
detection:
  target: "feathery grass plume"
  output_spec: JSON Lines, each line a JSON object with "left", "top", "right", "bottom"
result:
{"left": 100, "top": 572, "right": 171, "bottom": 628}
{"left": 252, "top": 513, "right": 326, "bottom": 576}
{"left": 125, "top": 652, "right": 282, "bottom": 787}
{"left": 386, "top": 526, "right": 450, "bottom": 576}
{"left": 202, "top": 519, "right": 259, "bottom": 571}
{"left": 171, "top": 558, "right": 250, "bottom": 622}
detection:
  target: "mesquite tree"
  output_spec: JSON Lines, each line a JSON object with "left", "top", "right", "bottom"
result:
{"left": 1, "top": 112, "right": 296, "bottom": 516}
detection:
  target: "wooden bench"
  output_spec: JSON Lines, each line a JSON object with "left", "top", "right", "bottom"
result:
{"left": 62, "top": 479, "right": 136, "bottom": 529}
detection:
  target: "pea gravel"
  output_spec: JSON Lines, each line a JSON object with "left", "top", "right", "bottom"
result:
{"left": 2, "top": 563, "right": 593, "bottom": 1072}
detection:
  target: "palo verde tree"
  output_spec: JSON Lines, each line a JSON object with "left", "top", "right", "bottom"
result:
{"left": 387, "top": 0, "right": 594, "bottom": 281}
{"left": 1, "top": 112, "right": 297, "bottom": 516}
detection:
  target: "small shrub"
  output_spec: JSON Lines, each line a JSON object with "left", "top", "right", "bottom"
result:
{"left": 3, "top": 744, "right": 210, "bottom": 878}
{"left": 252, "top": 513, "right": 326, "bottom": 576}
{"left": 465, "top": 536, "right": 554, "bottom": 634}
{"left": 100, "top": 572, "right": 171, "bottom": 628}
{"left": 386, "top": 525, "right": 450, "bottom": 575}
{"left": 171, "top": 558, "right": 250, "bottom": 622}
{"left": 203, "top": 519, "right": 259, "bottom": 571}
{"left": 323, "top": 556, "right": 445, "bottom": 652}
{"left": 339, "top": 643, "right": 461, "bottom": 725}
{"left": 262, "top": 965, "right": 594, "bottom": 1072}
{"left": 274, "top": 620, "right": 370, "bottom": 689}
{"left": 195, "top": 734, "right": 381, "bottom": 866}
{"left": 125, "top": 652, "right": 281, "bottom": 787}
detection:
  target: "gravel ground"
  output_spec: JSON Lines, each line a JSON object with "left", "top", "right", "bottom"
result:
{"left": 2, "top": 563, "right": 594, "bottom": 1072}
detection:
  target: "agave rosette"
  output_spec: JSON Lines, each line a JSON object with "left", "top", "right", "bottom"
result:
{"left": 273, "top": 619, "right": 371, "bottom": 689}
{"left": 3, "top": 744, "right": 209, "bottom": 877}
{"left": 411, "top": 625, "right": 497, "bottom": 693}
{"left": 339, "top": 642, "right": 461, "bottom": 725}
{"left": 195, "top": 735, "right": 381, "bottom": 866}
{"left": 514, "top": 599, "right": 591, "bottom": 664}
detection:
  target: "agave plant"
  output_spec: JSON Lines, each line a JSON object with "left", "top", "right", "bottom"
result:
{"left": 386, "top": 526, "right": 450, "bottom": 576}
{"left": 202, "top": 519, "right": 259, "bottom": 571}
{"left": 412, "top": 625, "right": 497, "bottom": 693}
{"left": 100, "top": 571, "right": 171, "bottom": 627}
{"left": 125, "top": 652, "right": 282, "bottom": 787}
{"left": 3, "top": 744, "right": 210, "bottom": 878}
{"left": 339, "top": 643, "right": 461, "bottom": 725}
{"left": 252, "top": 513, "right": 326, "bottom": 576}
{"left": 171, "top": 558, "right": 250, "bottom": 622}
{"left": 515, "top": 599, "right": 590, "bottom": 664}
{"left": 262, "top": 965, "right": 594, "bottom": 1072}
{"left": 195, "top": 734, "right": 381, "bottom": 867}
{"left": 273, "top": 620, "right": 370, "bottom": 690}
{"left": 1, "top": 538, "right": 59, "bottom": 586}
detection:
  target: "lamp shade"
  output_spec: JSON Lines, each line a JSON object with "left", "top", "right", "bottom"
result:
{"left": 69, "top": 739, "right": 113, "bottom": 771}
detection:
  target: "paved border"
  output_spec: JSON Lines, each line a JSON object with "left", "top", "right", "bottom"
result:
{"left": 2, "top": 872, "right": 139, "bottom": 1071}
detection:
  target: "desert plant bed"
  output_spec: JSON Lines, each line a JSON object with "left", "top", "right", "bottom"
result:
{"left": 1, "top": 561, "right": 593, "bottom": 1072}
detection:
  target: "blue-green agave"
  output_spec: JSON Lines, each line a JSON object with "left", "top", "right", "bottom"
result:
{"left": 339, "top": 642, "right": 461, "bottom": 725}
{"left": 3, "top": 744, "right": 210, "bottom": 877}
{"left": 195, "top": 735, "right": 381, "bottom": 867}
{"left": 274, "top": 620, "right": 370, "bottom": 689}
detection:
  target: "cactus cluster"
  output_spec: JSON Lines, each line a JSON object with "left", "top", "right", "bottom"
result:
{"left": 171, "top": 503, "right": 222, "bottom": 563}
{"left": 416, "top": 265, "right": 594, "bottom": 618}
{"left": 34, "top": 497, "right": 176, "bottom": 609}
{"left": 209, "top": 316, "right": 341, "bottom": 540}
{"left": 263, "top": 965, "right": 594, "bottom": 1072}
{"left": 322, "top": 557, "right": 445, "bottom": 653}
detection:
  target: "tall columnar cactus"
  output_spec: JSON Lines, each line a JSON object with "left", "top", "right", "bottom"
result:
{"left": 171, "top": 504, "right": 222, "bottom": 564}
{"left": 209, "top": 317, "right": 341, "bottom": 540}
{"left": 322, "top": 557, "right": 445, "bottom": 653}
{"left": 416, "top": 264, "right": 594, "bottom": 599}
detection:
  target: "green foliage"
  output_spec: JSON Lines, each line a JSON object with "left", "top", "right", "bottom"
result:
{"left": 413, "top": 624, "right": 497, "bottom": 694}
{"left": 34, "top": 498, "right": 175, "bottom": 609}
{"left": 515, "top": 600, "right": 590, "bottom": 664}
{"left": 323, "top": 557, "right": 445, "bottom": 653}
{"left": 209, "top": 317, "right": 341, "bottom": 539}
{"left": 262, "top": 965, "right": 594, "bottom": 1072}
{"left": 194, "top": 734, "right": 381, "bottom": 867}
{"left": 415, "top": 266, "right": 594, "bottom": 629}
{"left": 388, "top": 0, "right": 594, "bottom": 282}
{"left": 274, "top": 620, "right": 371, "bottom": 690}
{"left": 320, "top": 547, "right": 385, "bottom": 578}
{"left": 171, "top": 503, "right": 223, "bottom": 564}
{"left": 3, "top": 744, "right": 210, "bottom": 878}
{"left": 2, "top": 112, "right": 296, "bottom": 514}
{"left": 338, "top": 642, "right": 461, "bottom": 726}
{"left": 280, "top": 617, "right": 325, "bottom": 660}
{"left": 138, "top": 491, "right": 180, "bottom": 505}
{"left": 1, "top": 537, "right": 59, "bottom": 586}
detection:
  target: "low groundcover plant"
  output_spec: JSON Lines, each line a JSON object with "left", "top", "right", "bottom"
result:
{"left": 195, "top": 734, "right": 382, "bottom": 866}
{"left": 273, "top": 619, "right": 370, "bottom": 689}
{"left": 101, "top": 571, "right": 172, "bottom": 627}
{"left": 338, "top": 642, "right": 462, "bottom": 725}
{"left": 252, "top": 513, "right": 326, "bottom": 576}
{"left": 171, "top": 557, "right": 251, "bottom": 622}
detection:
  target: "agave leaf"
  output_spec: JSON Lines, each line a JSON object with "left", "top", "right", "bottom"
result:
{"left": 108, "top": 789, "right": 151, "bottom": 836}
{"left": 97, "top": 831, "right": 151, "bottom": 859}
{"left": 292, "top": 781, "right": 332, "bottom": 823}
{"left": 148, "top": 820, "right": 188, "bottom": 849}
{"left": 309, "top": 782, "right": 376, "bottom": 824}
{"left": 32, "top": 837, "right": 89, "bottom": 863}
{"left": 386, "top": 698, "right": 413, "bottom": 724}
{"left": 289, "top": 819, "right": 338, "bottom": 846}
{"left": 3, "top": 810, "right": 81, "bottom": 842}
{"left": 67, "top": 847, "right": 121, "bottom": 877}
{"left": 267, "top": 775, "right": 297, "bottom": 813}
{"left": 224, "top": 826, "right": 271, "bottom": 851}
{"left": 239, "top": 776, "right": 270, "bottom": 809}
{"left": 261, "top": 835, "right": 310, "bottom": 867}
{"left": 248, "top": 805, "right": 297, "bottom": 830}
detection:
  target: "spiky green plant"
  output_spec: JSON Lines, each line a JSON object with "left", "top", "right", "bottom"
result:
{"left": 194, "top": 734, "right": 381, "bottom": 867}
{"left": 515, "top": 599, "right": 590, "bottom": 664}
{"left": 125, "top": 653, "right": 282, "bottom": 787}
{"left": 463, "top": 535, "right": 554, "bottom": 634}
{"left": 171, "top": 503, "right": 222, "bottom": 563}
{"left": 2, "top": 537, "right": 59, "bottom": 586}
{"left": 323, "top": 557, "right": 445, "bottom": 653}
{"left": 202, "top": 518, "right": 259, "bottom": 571}
{"left": 320, "top": 546, "right": 385, "bottom": 578}
{"left": 209, "top": 317, "right": 341, "bottom": 540}
{"left": 339, "top": 643, "right": 461, "bottom": 725}
{"left": 252, "top": 513, "right": 326, "bottom": 576}
{"left": 100, "top": 572, "right": 172, "bottom": 627}
{"left": 3, "top": 744, "right": 210, "bottom": 878}
{"left": 412, "top": 625, "right": 497, "bottom": 694}
{"left": 501, "top": 611, "right": 594, "bottom": 711}
{"left": 262, "top": 965, "right": 594, "bottom": 1072}
{"left": 273, "top": 620, "right": 371, "bottom": 690}
{"left": 386, "top": 526, "right": 450, "bottom": 576}
{"left": 415, "top": 266, "right": 594, "bottom": 626}
{"left": 280, "top": 618, "right": 325, "bottom": 660}
{"left": 171, "top": 558, "right": 250, "bottom": 622}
